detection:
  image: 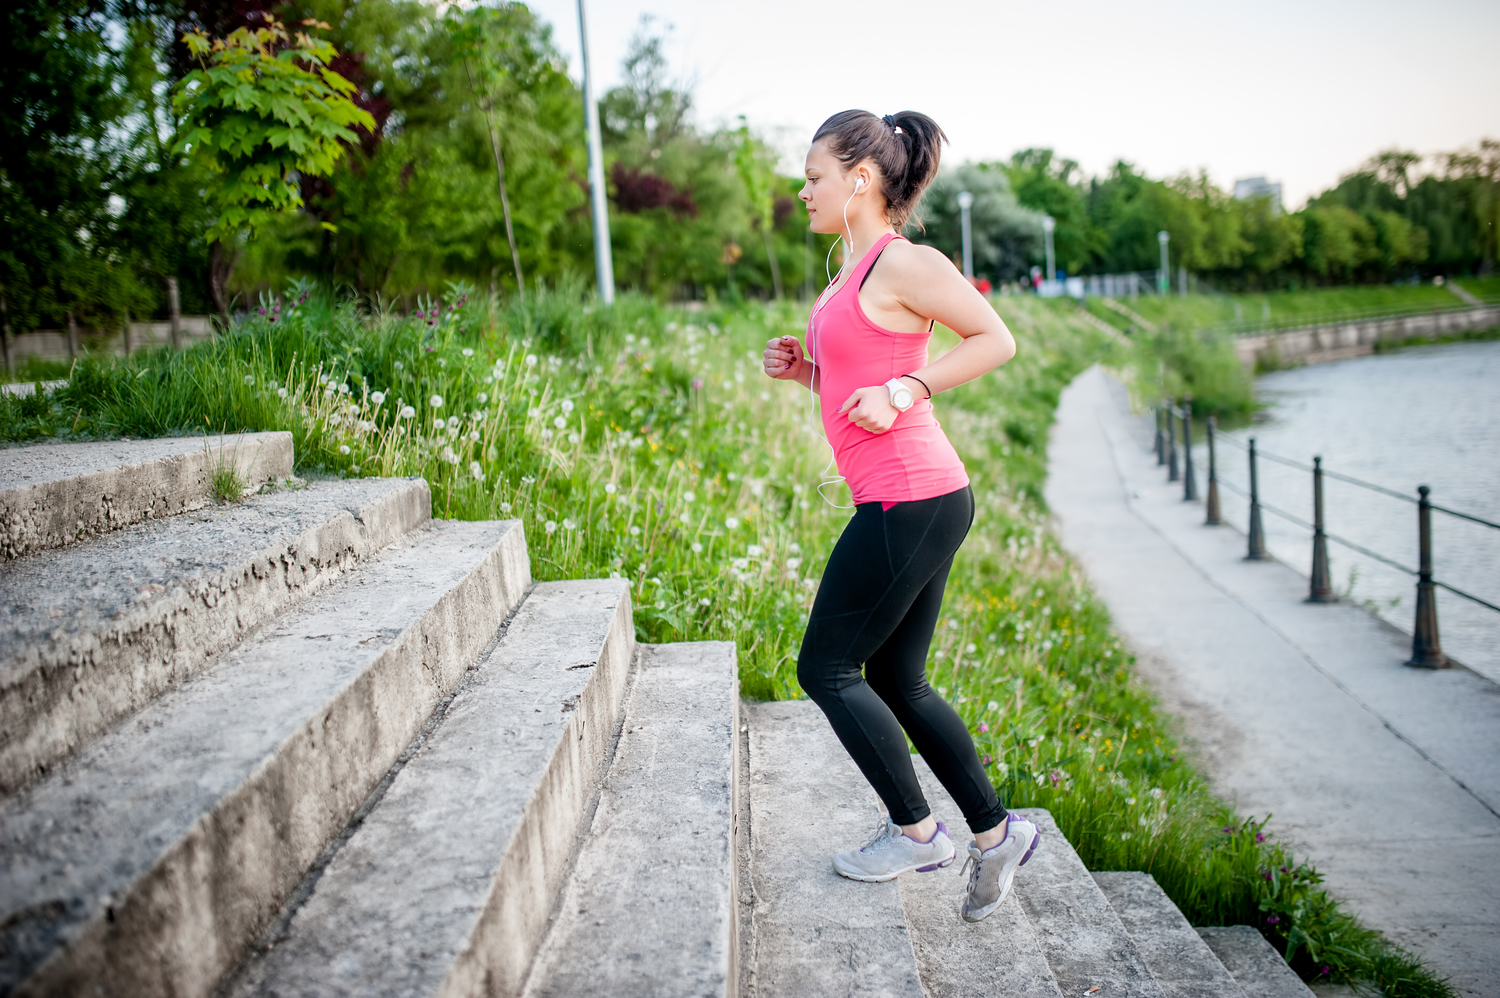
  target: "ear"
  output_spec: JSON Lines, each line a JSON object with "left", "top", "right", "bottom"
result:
{"left": 854, "top": 164, "right": 873, "bottom": 192}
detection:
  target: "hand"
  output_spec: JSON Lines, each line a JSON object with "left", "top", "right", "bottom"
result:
{"left": 762, "top": 335, "right": 808, "bottom": 381}
{"left": 838, "top": 385, "right": 899, "bottom": 434}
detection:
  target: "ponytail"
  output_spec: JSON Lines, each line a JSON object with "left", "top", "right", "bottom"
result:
{"left": 811, "top": 109, "right": 946, "bottom": 229}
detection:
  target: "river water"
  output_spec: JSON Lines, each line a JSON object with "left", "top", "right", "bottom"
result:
{"left": 1193, "top": 339, "right": 1500, "bottom": 684}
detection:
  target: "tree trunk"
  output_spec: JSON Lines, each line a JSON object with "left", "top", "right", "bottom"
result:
{"left": 0, "top": 292, "right": 11, "bottom": 374}
{"left": 167, "top": 275, "right": 182, "bottom": 349}
{"left": 209, "top": 241, "right": 234, "bottom": 318}
{"left": 66, "top": 309, "right": 79, "bottom": 359}
{"left": 761, "top": 224, "right": 784, "bottom": 300}
{"left": 484, "top": 108, "right": 524, "bottom": 297}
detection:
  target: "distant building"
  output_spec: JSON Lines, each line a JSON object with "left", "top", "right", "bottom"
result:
{"left": 1233, "top": 176, "right": 1283, "bottom": 214}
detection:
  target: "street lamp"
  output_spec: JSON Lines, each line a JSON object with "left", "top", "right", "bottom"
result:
{"left": 578, "top": 0, "right": 614, "bottom": 305}
{"left": 956, "top": 191, "right": 975, "bottom": 280}
{"left": 1042, "top": 216, "right": 1056, "bottom": 283}
{"left": 1157, "top": 230, "right": 1170, "bottom": 295}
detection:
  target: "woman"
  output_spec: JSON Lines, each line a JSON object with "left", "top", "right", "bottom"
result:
{"left": 761, "top": 109, "right": 1037, "bottom": 922}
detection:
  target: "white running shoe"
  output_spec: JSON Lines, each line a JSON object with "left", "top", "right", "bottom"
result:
{"left": 960, "top": 814, "right": 1042, "bottom": 922}
{"left": 833, "top": 818, "right": 957, "bottom": 882}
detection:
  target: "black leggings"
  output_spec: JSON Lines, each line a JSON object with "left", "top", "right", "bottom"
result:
{"left": 797, "top": 485, "right": 1007, "bottom": 833}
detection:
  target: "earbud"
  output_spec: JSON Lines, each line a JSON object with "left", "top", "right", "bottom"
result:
{"left": 854, "top": 177, "right": 865, "bottom": 191}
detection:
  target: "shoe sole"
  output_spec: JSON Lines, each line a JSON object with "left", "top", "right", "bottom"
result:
{"left": 833, "top": 848, "right": 957, "bottom": 883}
{"left": 961, "top": 826, "right": 1042, "bottom": 922}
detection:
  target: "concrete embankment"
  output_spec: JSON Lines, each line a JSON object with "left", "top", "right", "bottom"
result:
{"left": 1234, "top": 305, "right": 1499, "bottom": 369}
{"left": 1044, "top": 365, "right": 1500, "bottom": 998}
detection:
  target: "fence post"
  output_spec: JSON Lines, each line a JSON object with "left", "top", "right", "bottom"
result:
{"left": 1181, "top": 398, "right": 1198, "bottom": 501}
{"left": 1205, "top": 416, "right": 1221, "bottom": 525}
{"left": 1246, "top": 437, "right": 1268, "bottom": 560}
{"left": 1167, "top": 400, "right": 1180, "bottom": 482}
{"left": 1307, "top": 456, "right": 1334, "bottom": 602}
{"left": 1154, "top": 405, "right": 1166, "bottom": 465}
{"left": 1406, "top": 485, "right": 1448, "bottom": 668}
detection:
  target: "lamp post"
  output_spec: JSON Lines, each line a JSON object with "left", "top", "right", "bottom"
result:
{"left": 577, "top": 0, "right": 614, "bottom": 305}
{"left": 957, "top": 191, "right": 975, "bottom": 280}
{"left": 1157, "top": 230, "right": 1170, "bottom": 295}
{"left": 1042, "top": 216, "right": 1056, "bottom": 284}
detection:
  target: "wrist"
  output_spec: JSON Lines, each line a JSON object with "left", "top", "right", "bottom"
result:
{"left": 900, "top": 374, "right": 933, "bottom": 399}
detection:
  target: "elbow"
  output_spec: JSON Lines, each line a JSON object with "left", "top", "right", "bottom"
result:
{"left": 993, "top": 329, "right": 1017, "bottom": 367}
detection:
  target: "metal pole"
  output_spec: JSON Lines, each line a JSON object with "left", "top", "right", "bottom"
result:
{"left": 1154, "top": 405, "right": 1166, "bottom": 465}
{"left": 1406, "top": 485, "right": 1448, "bottom": 668}
{"left": 1166, "top": 399, "right": 1179, "bottom": 482}
{"left": 1042, "top": 216, "right": 1056, "bottom": 283}
{"left": 1181, "top": 397, "right": 1198, "bottom": 501}
{"left": 1204, "top": 416, "right": 1222, "bottom": 525}
{"left": 1246, "top": 437, "right": 1268, "bottom": 560}
{"left": 957, "top": 191, "right": 975, "bottom": 280}
{"left": 577, "top": 0, "right": 614, "bottom": 305}
{"left": 1308, "top": 456, "right": 1334, "bottom": 602}
{"left": 1157, "top": 231, "right": 1170, "bottom": 294}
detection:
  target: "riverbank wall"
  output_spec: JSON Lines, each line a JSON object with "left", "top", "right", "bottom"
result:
{"left": 1234, "top": 304, "right": 1500, "bottom": 370}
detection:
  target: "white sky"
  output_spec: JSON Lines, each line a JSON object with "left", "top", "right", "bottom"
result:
{"left": 525, "top": 0, "right": 1500, "bottom": 209}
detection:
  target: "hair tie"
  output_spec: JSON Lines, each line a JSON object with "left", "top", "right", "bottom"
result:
{"left": 882, "top": 114, "right": 904, "bottom": 135}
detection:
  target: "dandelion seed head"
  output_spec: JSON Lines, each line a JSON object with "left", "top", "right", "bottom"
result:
{"left": 400, "top": 405, "right": 416, "bottom": 419}
{"left": 560, "top": 399, "right": 574, "bottom": 413}
{"left": 430, "top": 394, "right": 444, "bottom": 409}
{"left": 500, "top": 502, "right": 512, "bottom": 513}
{"left": 371, "top": 391, "right": 385, "bottom": 405}
{"left": 563, "top": 519, "right": 576, "bottom": 530}
{"left": 476, "top": 392, "right": 488, "bottom": 404}
{"left": 605, "top": 483, "right": 617, "bottom": 494}
{"left": 433, "top": 417, "right": 446, "bottom": 430}
{"left": 393, "top": 361, "right": 404, "bottom": 371}
{"left": 966, "top": 642, "right": 977, "bottom": 654}
{"left": 470, "top": 461, "right": 484, "bottom": 479}
{"left": 525, "top": 354, "right": 538, "bottom": 367}
{"left": 243, "top": 375, "right": 254, "bottom": 385}
{"left": 725, "top": 517, "right": 740, "bottom": 530}
{"left": 553, "top": 416, "right": 567, "bottom": 429}
{"left": 630, "top": 525, "right": 642, "bottom": 537}
{"left": 462, "top": 347, "right": 474, "bottom": 357}
{"left": 545, "top": 520, "right": 557, "bottom": 534}
{"left": 700, "top": 597, "right": 711, "bottom": 606}
{"left": 746, "top": 545, "right": 763, "bottom": 558}
{"left": 690, "top": 542, "right": 703, "bottom": 553}
{"left": 786, "top": 557, "right": 801, "bottom": 570}
{"left": 339, "top": 445, "right": 351, "bottom": 455}
{"left": 277, "top": 387, "right": 288, "bottom": 399}
{"left": 987, "top": 700, "right": 1000, "bottom": 712}
{"left": 683, "top": 490, "right": 695, "bottom": 503}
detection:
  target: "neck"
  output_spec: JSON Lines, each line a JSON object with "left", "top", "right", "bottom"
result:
{"left": 841, "top": 214, "right": 897, "bottom": 268}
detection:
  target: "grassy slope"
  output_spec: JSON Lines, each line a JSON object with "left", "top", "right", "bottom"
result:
{"left": 0, "top": 291, "right": 1448, "bottom": 997}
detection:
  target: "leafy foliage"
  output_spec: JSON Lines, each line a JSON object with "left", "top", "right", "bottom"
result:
{"left": 173, "top": 17, "right": 376, "bottom": 241}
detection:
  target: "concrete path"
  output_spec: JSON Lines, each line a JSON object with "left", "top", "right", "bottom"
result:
{"left": 1044, "top": 366, "right": 1500, "bottom": 997}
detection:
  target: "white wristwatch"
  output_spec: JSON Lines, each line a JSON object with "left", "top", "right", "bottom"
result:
{"left": 885, "top": 377, "right": 915, "bottom": 412}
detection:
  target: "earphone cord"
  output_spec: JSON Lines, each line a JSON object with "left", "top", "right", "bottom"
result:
{"left": 803, "top": 187, "right": 861, "bottom": 511}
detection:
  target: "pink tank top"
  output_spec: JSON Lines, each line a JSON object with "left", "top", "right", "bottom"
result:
{"left": 807, "top": 232, "right": 970, "bottom": 505}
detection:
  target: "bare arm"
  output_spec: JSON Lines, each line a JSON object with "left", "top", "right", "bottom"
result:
{"left": 838, "top": 241, "right": 1016, "bottom": 433}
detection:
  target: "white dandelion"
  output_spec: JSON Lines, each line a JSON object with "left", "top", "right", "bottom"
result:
{"left": 430, "top": 394, "right": 444, "bottom": 409}
{"left": 370, "top": 391, "right": 385, "bottom": 405}
{"left": 400, "top": 405, "right": 416, "bottom": 419}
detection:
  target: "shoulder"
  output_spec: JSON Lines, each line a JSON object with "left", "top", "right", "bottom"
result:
{"left": 880, "top": 239, "right": 959, "bottom": 281}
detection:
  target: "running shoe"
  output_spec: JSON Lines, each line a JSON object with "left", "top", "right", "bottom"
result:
{"left": 960, "top": 815, "right": 1042, "bottom": 922}
{"left": 832, "top": 818, "right": 957, "bottom": 882}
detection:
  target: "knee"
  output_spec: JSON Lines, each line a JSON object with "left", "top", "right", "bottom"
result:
{"left": 796, "top": 649, "right": 834, "bottom": 704}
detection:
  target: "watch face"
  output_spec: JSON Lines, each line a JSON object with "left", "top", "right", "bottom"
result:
{"left": 891, "top": 385, "right": 913, "bottom": 409}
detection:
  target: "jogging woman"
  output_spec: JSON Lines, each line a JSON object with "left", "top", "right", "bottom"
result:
{"left": 761, "top": 109, "right": 1038, "bottom": 922}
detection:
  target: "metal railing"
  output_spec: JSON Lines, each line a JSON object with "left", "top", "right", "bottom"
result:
{"left": 1155, "top": 398, "right": 1500, "bottom": 669}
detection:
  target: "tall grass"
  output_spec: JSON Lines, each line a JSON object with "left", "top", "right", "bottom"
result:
{"left": 0, "top": 287, "right": 1450, "bottom": 997}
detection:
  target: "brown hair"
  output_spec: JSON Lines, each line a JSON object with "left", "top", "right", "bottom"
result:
{"left": 811, "top": 110, "right": 946, "bottom": 229}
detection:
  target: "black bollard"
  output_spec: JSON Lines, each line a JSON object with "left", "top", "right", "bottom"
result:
{"left": 1181, "top": 398, "right": 1198, "bottom": 501}
{"left": 1167, "top": 400, "right": 1180, "bottom": 482}
{"left": 1246, "top": 437, "right": 1268, "bottom": 560}
{"left": 1307, "top": 456, "right": 1334, "bottom": 603}
{"left": 1154, "top": 406, "right": 1166, "bottom": 465}
{"left": 1205, "top": 416, "right": 1222, "bottom": 525}
{"left": 1406, "top": 485, "right": 1448, "bottom": 668}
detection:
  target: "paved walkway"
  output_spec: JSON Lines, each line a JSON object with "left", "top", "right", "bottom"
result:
{"left": 1044, "top": 366, "right": 1500, "bottom": 997}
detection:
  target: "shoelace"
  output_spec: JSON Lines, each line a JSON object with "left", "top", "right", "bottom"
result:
{"left": 859, "top": 820, "right": 897, "bottom": 854}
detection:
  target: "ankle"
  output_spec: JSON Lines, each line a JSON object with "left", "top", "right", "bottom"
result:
{"left": 973, "top": 816, "right": 1009, "bottom": 852}
{"left": 899, "top": 816, "right": 939, "bottom": 843}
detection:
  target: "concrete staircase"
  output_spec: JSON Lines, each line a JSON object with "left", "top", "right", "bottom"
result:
{"left": 0, "top": 437, "right": 1311, "bottom": 997}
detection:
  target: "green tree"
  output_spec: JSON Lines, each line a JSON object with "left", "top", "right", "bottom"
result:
{"left": 172, "top": 15, "right": 375, "bottom": 309}
{"left": 913, "top": 162, "right": 1044, "bottom": 282}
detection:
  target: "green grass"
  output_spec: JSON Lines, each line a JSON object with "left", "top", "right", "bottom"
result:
{"left": 1453, "top": 275, "right": 1500, "bottom": 302}
{"left": 0, "top": 287, "right": 1451, "bottom": 998}
{"left": 1, "top": 356, "right": 74, "bottom": 385}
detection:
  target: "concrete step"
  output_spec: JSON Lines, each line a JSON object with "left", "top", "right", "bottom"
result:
{"left": 225, "top": 579, "right": 635, "bottom": 998}
{"left": 1093, "top": 871, "right": 1246, "bottom": 998}
{"left": 743, "top": 699, "right": 926, "bottom": 998}
{"left": 901, "top": 758, "right": 1064, "bottom": 998}
{"left": 1196, "top": 927, "right": 1314, "bottom": 998}
{"left": 522, "top": 641, "right": 739, "bottom": 998}
{"left": 0, "top": 519, "right": 529, "bottom": 996}
{"left": 1, "top": 432, "right": 294, "bottom": 560}
{"left": 1015, "top": 811, "right": 1167, "bottom": 998}
{"left": 0, "top": 476, "right": 430, "bottom": 796}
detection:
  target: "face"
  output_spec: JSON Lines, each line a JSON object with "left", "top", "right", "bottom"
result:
{"left": 800, "top": 140, "right": 875, "bottom": 236}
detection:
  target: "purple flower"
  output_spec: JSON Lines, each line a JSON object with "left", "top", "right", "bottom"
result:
{"left": 1261, "top": 869, "right": 1273, "bottom": 881}
{"left": 691, "top": 378, "right": 704, "bottom": 390}
{"left": 978, "top": 722, "right": 990, "bottom": 734}
{"left": 982, "top": 754, "right": 993, "bottom": 765}
{"left": 1256, "top": 832, "right": 1266, "bottom": 843}
{"left": 1266, "top": 915, "right": 1280, "bottom": 924}
{"left": 1223, "top": 825, "right": 1237, "bottom": 835}
{"left": 1321, "top": 966, "right": 1331, "bottom": 976}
